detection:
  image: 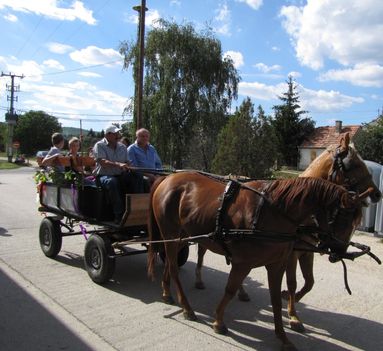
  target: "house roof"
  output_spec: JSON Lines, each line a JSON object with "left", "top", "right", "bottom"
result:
{"left": 300, "top": 125, "right": 361, "bottom": 148}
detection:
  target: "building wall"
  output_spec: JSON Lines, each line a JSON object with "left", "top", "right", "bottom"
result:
{"left": 298, "top": 148, "right": 326, "bottom": 170}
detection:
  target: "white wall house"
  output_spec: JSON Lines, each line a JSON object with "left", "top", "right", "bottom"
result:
{"left": 298, "top": 121, "right": 361, "bottom": 170}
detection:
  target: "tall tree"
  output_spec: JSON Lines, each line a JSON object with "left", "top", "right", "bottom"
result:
{"left": 272, "top": 76, "right": 315, "bottom": 168}
{"left": 354, "top": 114, "right": 383, "bottom": 164}
{"left": 120, "top": 20, "right": 240, "bottom": 168}
{"left": 212, "top": 98, "right": 278, "bottom": 178}
{"left": 13, "top": 111, "right": 62, "bottom": 156}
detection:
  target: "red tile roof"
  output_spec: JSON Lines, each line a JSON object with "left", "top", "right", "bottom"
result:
{"left": 300, "top": 125, "right": 361, "bottom": 148}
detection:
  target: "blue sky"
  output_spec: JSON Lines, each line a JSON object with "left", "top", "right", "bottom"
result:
{"left": 0, "top": 0, "right": 382, "bottom": 131}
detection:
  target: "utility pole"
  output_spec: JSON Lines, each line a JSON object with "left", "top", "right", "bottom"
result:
{"left": 133, "top": 0, "right": 147, "bottom": 130}
{"left": 1, "top": 72, "right": 24, "bottom": 162}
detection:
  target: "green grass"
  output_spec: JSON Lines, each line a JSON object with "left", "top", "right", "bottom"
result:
{"left": 0, "top": 160, "right": 21, "bottom": 169}
{"left": 273, "top": 170, "right": 300, "bottom": 179}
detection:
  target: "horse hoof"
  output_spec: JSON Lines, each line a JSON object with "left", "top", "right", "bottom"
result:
{"left": 237, "top": 291, "right": 251, "bottom": 302}
{"left": 213, "top": 322, "right": 228, "bottom": 335}
{"left": 162, "top": 295, "right": 175, "bottom": 305}
{"left": 195, "top": 281, "right": 206, "bottom": 290}
{"left": 281, "top": 290, "right": 289, "bottom": 300}
{"left": 290, "top": 319, "right": 305, "bottom": 333}
{"left": 183, "top": 310, "right": 197, "bottom": 321}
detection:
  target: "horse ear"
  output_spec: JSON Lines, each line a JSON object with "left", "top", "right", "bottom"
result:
{"left": 339, "top": 132, "right": 350, "bottom": 151}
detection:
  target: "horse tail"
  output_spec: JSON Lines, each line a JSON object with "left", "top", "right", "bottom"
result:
{"left": 147, "top": 175, "right": 167, "bottom": 281}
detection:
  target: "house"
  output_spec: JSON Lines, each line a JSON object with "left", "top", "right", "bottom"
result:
{"left": 298, "top": 120, "right": 361, "bottom": 170}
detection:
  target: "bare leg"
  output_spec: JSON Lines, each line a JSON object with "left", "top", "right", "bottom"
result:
{"left": 266, "top": 263, "right": 297, "bottom": 351}
{"left": 213, "top": 264, "right": 251, "bottom": 334}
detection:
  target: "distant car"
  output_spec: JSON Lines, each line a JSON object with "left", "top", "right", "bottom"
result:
{"left": 36, "top": 150, "right": 48, "bottom": 158}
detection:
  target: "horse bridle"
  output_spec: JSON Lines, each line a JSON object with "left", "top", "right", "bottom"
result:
{"left": 328, "top": 147, "right": 359, "bottom": 189}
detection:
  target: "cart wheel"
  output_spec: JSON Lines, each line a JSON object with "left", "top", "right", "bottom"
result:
{"left": 39, "top": 217, "right": 62, "bottom": 258}
{"left": 159, "top": 245, "right": 189, "bottom": 267}
{"left": 84, "top": 234, "right": 115, "bottom": 284}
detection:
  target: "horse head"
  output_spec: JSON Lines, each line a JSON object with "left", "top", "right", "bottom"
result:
{"left": 316, "top": 187, "right": 369, "bottom": 256}
{"left": 327, "top": 132, "right": 381, "bottom": 203}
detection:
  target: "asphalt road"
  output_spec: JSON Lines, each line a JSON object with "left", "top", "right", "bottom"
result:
{"left": 1, "top": 167, "right": 383, "bottom": 351}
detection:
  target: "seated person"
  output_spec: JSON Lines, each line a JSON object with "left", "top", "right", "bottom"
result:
{"left": 127, "top": 128, "right": 162, "bottom": 187}
{"left": 41, "top": 132, "right": 65, "bottom": 172}
{"left": 93, "top": 125, "right": 144, "bottom": 223}
{"left": 68, "top": 137, "right": 95, "bottom": 186}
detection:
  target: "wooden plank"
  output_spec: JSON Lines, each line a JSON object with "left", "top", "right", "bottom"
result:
{"left": 123, "top": 193, "right": 150, "bottom": 227}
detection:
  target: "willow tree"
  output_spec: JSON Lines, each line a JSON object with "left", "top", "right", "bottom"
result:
{"left": 120, "top": 20, "right": 239, "bottom": 168}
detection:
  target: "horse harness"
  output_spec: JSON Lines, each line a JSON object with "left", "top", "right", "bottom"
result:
{"left": 328, "top": 146, "right": 359, "bottom": 189}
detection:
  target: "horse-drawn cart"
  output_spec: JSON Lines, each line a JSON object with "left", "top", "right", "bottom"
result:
{"left": 37, "top": 180, "right": 189, "bottom": 284}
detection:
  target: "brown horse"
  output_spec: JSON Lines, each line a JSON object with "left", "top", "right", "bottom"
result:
{"left": 147, "top": 173, "right": 366, "bottom": 351}
{"left": 194, "top": 133, "right": 382, "bottom": 332}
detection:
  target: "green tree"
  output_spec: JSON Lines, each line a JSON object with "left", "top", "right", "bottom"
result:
{"left": 354, "top": 115, "right": 383, "bottom": 164}
{"left": 120, "top": 20, "right": 239, "bottom": 168}
{"left": 212, "top": 98, "right": 278, "bottom": 178}
{"left": 13, "top": 111, "right": 62, "bottom": 156}
{"left": 272, "top": 76, "right": 315, "bottom": 168}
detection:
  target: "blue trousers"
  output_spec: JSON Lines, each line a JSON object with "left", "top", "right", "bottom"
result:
{"left": 99, "top": 172, "right": 144, "bottom": 220}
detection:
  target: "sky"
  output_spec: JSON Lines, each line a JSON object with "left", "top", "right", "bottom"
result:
{"left": 0, "top": 0, "right": 382, "bottom": 132}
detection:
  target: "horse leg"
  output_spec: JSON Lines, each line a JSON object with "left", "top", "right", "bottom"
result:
{"left": 195, "top": 244, "right": 250, "bottom": 301}
{"left": 266, "top": 262, "right": 297, "bottom": 351}
{"left": 161, "top": 256, "right": 175, "bottom": 305}
{"left": 285, "top": 254, "right": 305, "bottom": 333}
{"left": 213, "top": 264, "right": 251, "bottom": 334}
{"left": 295, "top": 252, "right": 314, "bottom": 302}
{"left": 165, "top": 242, "right": 197, "bottom": 321}
{"left": 195, "top": 244, "right": 206, "bottom": 289}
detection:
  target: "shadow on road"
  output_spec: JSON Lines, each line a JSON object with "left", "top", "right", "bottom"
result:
{"left": 50, "top": 247, "right": 383, "bottom": 351}
{"left": 0, "top": 267, "right": 98, "bottom": 351}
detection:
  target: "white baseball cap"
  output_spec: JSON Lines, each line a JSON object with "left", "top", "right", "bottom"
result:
{"left": 105, "top": 125, "right": 121, "bottom": 134}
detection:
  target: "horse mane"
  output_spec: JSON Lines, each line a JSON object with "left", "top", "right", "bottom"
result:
{"left": 267, "top": 177, "right": 346, "bottom": 211}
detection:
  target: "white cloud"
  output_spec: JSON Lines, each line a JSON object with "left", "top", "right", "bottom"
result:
{"left": 214, "top": 3, "right": 231, "bottom": 36}
{"left": 235, "top": 0, "right": 263, "bottom": 10}
{"left": 238, "top": 80, "right": 364, "bottom": 113}
{"left": 77, "top": 71, "right": 102, "bottom": 78}
{"left": 224, "top": 50, "right": 244, "bottom": 68}
{"left": 3, "top": 13, "right": 17, "bottom": 22}
{"left": 69, "top": 46, "right": 122, "bottom": 66}
{"left": 43, "top": 59, "right": 64, "bottom": 70}
{"left": 319, "top": 63, "right": 383, "bottom": 88}
{"left": 47, "top": 42, "right": 73, "bottom": 54}
{"left": 239, "top": 81, "right": 286, "bottom": 101}
{"left": 300, "top": 87, "right": 364, "bottom": 113}
{"left": 126, "top": 9, "right": 161, "bottom": 27}
{"left": 280, "top": 0, "right": 383, "bottom": 70}
{"left": 254, "top": 62, "right": 282, "bottom": 73}
{"left": 288, "top": 71, "right": 301, "bottom": 78}
{"left": 0, "top": 1, "right": 96, "bottom": 25}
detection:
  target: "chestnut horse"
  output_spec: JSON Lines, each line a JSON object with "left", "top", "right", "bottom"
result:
{"left": 147, "top": 173, "right": 365, "bottom": 351}
{"left": 194, "top": 133, "right": 382, "bottom": 332}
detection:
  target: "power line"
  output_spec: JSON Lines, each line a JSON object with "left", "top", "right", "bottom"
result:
{"left": 26, "top": 59, "right": 123, "bottom": 78}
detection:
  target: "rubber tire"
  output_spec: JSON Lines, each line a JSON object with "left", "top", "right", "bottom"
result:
{"left": 159, "top": 245, "right": 189, "bottom": 267}
{"left": 84, "top": 234, "right": 115, "bottom": 284}
{"left": 39, "top": 217, "right": 62, "bottom": 258}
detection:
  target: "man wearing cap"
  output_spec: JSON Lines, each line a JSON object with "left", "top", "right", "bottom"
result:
{"left": 93, "top": 125, "right": 144, "bottom": 224}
